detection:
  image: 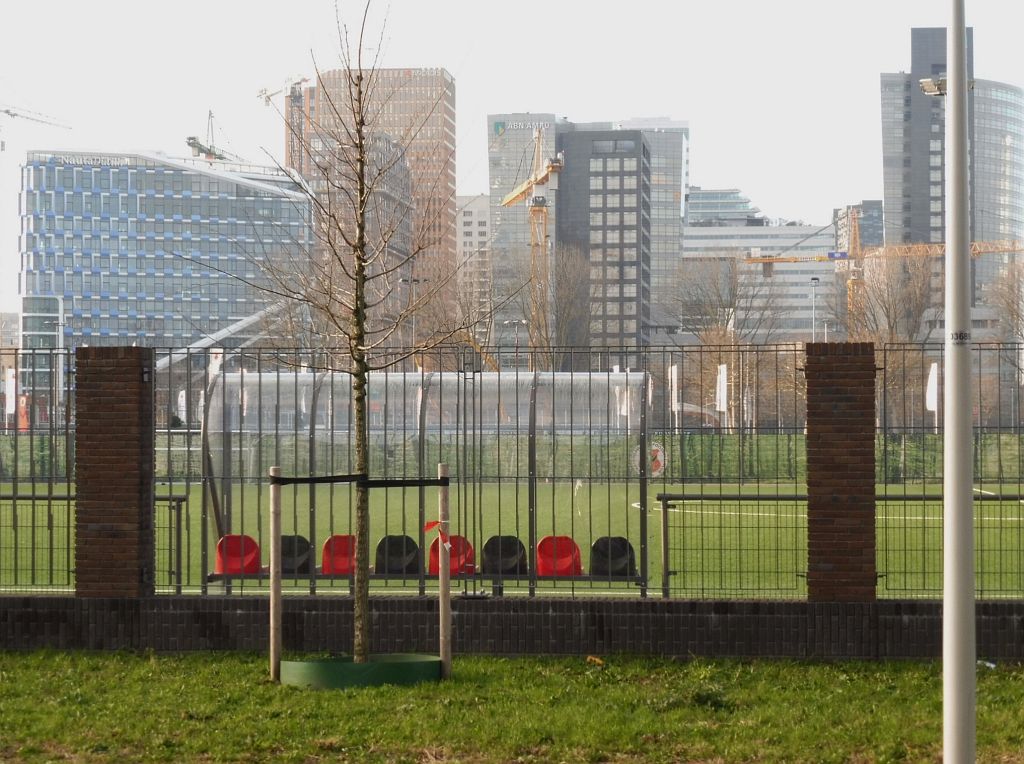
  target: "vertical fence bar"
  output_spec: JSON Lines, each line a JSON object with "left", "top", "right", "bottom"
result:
{"left": 175, "top": 499, "right": 183, "bottom": 595}
{"left": 638, "top": 367, "right": 648, "bottom": 598}
{"left": 438, "top": 462, "right": 451, "bottom": 679}
{"left": 661, "top": 496, "right": 670, "bottom": 599}
{"left": 269, "top": 465, "right": 282, "bottom": 682}
{"left": 528, "top": 372, "right": 538, "bottom": 597}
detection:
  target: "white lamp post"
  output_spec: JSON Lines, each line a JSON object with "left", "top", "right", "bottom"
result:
{"left": 503, "top": 319, "right": 527, "bottom": 369}
{"left": 809, "top": 277, "right": 820, "bottom": 342}
{"left": 922, "top": 3, "right": 976, "bottom": 761}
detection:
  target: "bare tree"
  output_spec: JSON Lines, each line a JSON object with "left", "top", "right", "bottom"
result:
{"left": 507, "top": 242, "right": 592, "bottom": 370}
{"left": 847, "top": 255, "right": 936, "bottom": 343}
{"left": 675, "top": 253, "right": 783, "bottom": 344}
{"left": 258, "top": 2, "right": 476, "bottom": 662}
{"left": 990, "top": 259, "right": 1024, "bottom": 342}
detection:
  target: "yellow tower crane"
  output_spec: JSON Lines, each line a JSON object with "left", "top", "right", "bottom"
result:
{"left": 500, "top": 128, "right": 564, "bottom": 350}
{"left": 743, "top": 216, "right": 1022, "bottom": 324}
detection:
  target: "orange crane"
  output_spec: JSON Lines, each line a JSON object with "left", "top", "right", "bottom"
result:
{"left": 500, "top": 128, "right": 563, "bottom": 349}
{"left": 742, "top": 212, "right": 1024, "bottom": 324}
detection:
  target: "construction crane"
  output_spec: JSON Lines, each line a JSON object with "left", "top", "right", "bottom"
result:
{"left": 742, "top": 211, "right": 1024, "bottom": 326}
{"left": 257, "top": 76, "right": 309, "bottom": 106}
{"left": 0, "top": 104, "right": 70, "bottom": 151}
{"left": 500, "top": 128, "right": 564, "bottom": 350}
{"left": 186, "top": 110, "right": 244, "bottom": 162}
{"left": 257, "top": 76, "right": 310, "bottom": 171}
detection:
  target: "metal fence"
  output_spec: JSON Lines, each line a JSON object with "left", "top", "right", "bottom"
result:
{"left": 147, "top": 344, "right": 811, "bottom": 598}
{"left": 876, "top": 343, "right": 1024, "bottom": 598}
{"left": 4, "top": 343, "right": 1024, "bottom": 600}
{"left": 0, "top": 349, "right": 75, "bottom": 593}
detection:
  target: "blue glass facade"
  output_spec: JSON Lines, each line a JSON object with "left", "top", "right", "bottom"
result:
{"left": 19, "top": 152, "right": 309, "bottom": 349}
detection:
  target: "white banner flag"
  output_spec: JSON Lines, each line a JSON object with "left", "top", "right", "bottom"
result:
{"left": 715, "top": 364, "right": 728, "bottom": 413}
{"left": 925, "top": 362, "right": 938, "bottom": 412}
{"left": 669, "top": 364, "right": 680, "bottom": 413}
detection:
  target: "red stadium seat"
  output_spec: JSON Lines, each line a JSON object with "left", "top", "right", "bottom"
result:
{"left": 214, "top": 534, "right": 261, "bottom": 575}
{"left": 321, "top": 534, "right": 357, "bottom": 575}
{"left": 428, "top": 534, "right": 475, "bottom": 575}
{"left": 536, "top": 535, "right": 582, "bottom": 577}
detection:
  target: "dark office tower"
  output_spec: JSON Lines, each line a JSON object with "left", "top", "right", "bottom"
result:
{"left": 881, "top": 27, "right": 1024, "bottom": 312}
{"left": 556, "top": 130, "right": 651, "bottom": 362}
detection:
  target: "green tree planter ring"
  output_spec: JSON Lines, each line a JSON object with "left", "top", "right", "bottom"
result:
{"left": 280, "top": 654, "right": 442, "bottom": 689}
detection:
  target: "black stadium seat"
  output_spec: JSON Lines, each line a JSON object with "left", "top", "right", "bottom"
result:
{"left": 481, "top": 535, "right": 528, "bottom": 575}
{"left": 590, "top": 536, "right": 637, "bottom": 577}
{"left": 375, "top": 535, "right": 420, "bottom": 574}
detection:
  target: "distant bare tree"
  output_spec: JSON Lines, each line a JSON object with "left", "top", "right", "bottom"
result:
{"left": 847, "top": 255, "right": 935, "bottom": 343}
{"left": 507, "top": 241, "right": 592, "bottom": 370}
{"left": 990, "top": 259, "right": 1024, "bottom": 342}
{"left": 675, "top": 253, "right": 783, "bottom": 344}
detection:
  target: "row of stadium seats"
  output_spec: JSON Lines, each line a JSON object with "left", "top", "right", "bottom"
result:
{"left": 213, "top": 533, "right": 638, "bottom": 578}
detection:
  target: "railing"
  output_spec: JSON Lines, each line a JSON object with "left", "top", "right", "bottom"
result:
{"left": 0, "top": 349, "right": 75, "bottom": 593}
{"left": 5, "top": 343, "right": 1024, "bottom": 600}
{"left": 148, "top": 344, "right": 810, "bottom": 598}
{"left": 876, "top": 343, "right": 1024, "bottom": 598}
{"left": 657, "top": 492, "right": 808, "bottom": 599}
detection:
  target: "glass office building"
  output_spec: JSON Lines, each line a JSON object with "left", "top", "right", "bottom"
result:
{"left": 19, "top": 151, "right": 309, "bottom": 350}
{"left": 881, "top": 28, "right": 1024, "bottom": 310}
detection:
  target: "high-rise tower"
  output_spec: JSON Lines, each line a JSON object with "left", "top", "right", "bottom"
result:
{"left": 881, "top": 28, "right": 1024, "bottom": 309}
{"left": 288, "top": 69, "right": 457, "bottom": 310}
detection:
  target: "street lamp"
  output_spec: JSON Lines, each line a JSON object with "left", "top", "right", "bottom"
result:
{"left": 925, "top": 6, "right": 975, "bottom": 760}
{"left": 400, "top": 276, "right": 428, "bottom": 347}
{"left": 809, "top": 277, "right": 820, "bottom": 342}
{"left": 502, "top": 319, "right": 527, "bottom": 369}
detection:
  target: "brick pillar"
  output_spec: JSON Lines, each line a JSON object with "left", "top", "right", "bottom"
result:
{"left": 805, "top": 342, "right": 876, "bottom": 602}
{"left": 75, "top": 347, "right": 155, "bottom": 598}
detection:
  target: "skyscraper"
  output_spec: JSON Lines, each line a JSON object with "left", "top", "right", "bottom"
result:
{"left": 613, "top": 119, "right": 688, "bottom": 340}
{"left": 486, "top": 114, "right": 683, "bottom": 354}
{"left": 486, "top": 113, "right": 561, "bottom": 344}
{"left": 881, "top": 28, "right": 1024, "bottom": 309}
{"left": 288, "top": 68, "right": 457, "bottom": 297}
{"left": 556, "top": 129, "right": 652, "bottom": 357}
{"left": 455, "top": 194, "right": 491, "bottom": 341}
{"left": 19, "top": 151, "right": 309, "bottom": 350}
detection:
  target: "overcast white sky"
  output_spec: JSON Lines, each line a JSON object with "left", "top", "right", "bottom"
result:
{"left": 1, "top": 0, "right": 1021, "bottom": 313}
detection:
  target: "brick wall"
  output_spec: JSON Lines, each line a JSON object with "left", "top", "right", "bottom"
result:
{"left": 74, "top": 347, "right": 155, "bottom": 598}
{"left": 2, "top": 596, "right": 1024, "bottom": 660}
{"left": 805, "top": 342, "right": 877, "bottom": 601}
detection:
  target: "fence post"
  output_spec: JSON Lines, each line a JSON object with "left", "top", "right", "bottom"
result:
{"left": 661, "top": 497, "right": 670, "bottom": 598}
{"left": 269, "top": 465, "right": 282, "bottom": 682}
{"left": 805, "top": 342, "right": 877, "bottom": 601}
{"left": 438, "top": 463, "right": 452, "bottom": 679}
{"left": 74, "top": 347, "right": 155, "bottom": 598}
{"left": 638, "top": 370, "right": 648, "bottom": 598}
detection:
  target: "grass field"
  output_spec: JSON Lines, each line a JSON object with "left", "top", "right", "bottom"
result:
{"left": 3, "top": 477, "right": 1024, "bottom": 598}
{"left": 1, "top": 651, "right": 1024, "bottom": 762}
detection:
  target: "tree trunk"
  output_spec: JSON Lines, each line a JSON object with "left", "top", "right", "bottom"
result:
{"left": 351, "top": 84, "right": 372, "bottom": 664}
{"left": 352, "top": 356, "right": 370, "bottom": 662}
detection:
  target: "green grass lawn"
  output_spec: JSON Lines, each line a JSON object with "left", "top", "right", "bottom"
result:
{"left": 1, "top": 651, "right": 1023, "bottom": 762}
